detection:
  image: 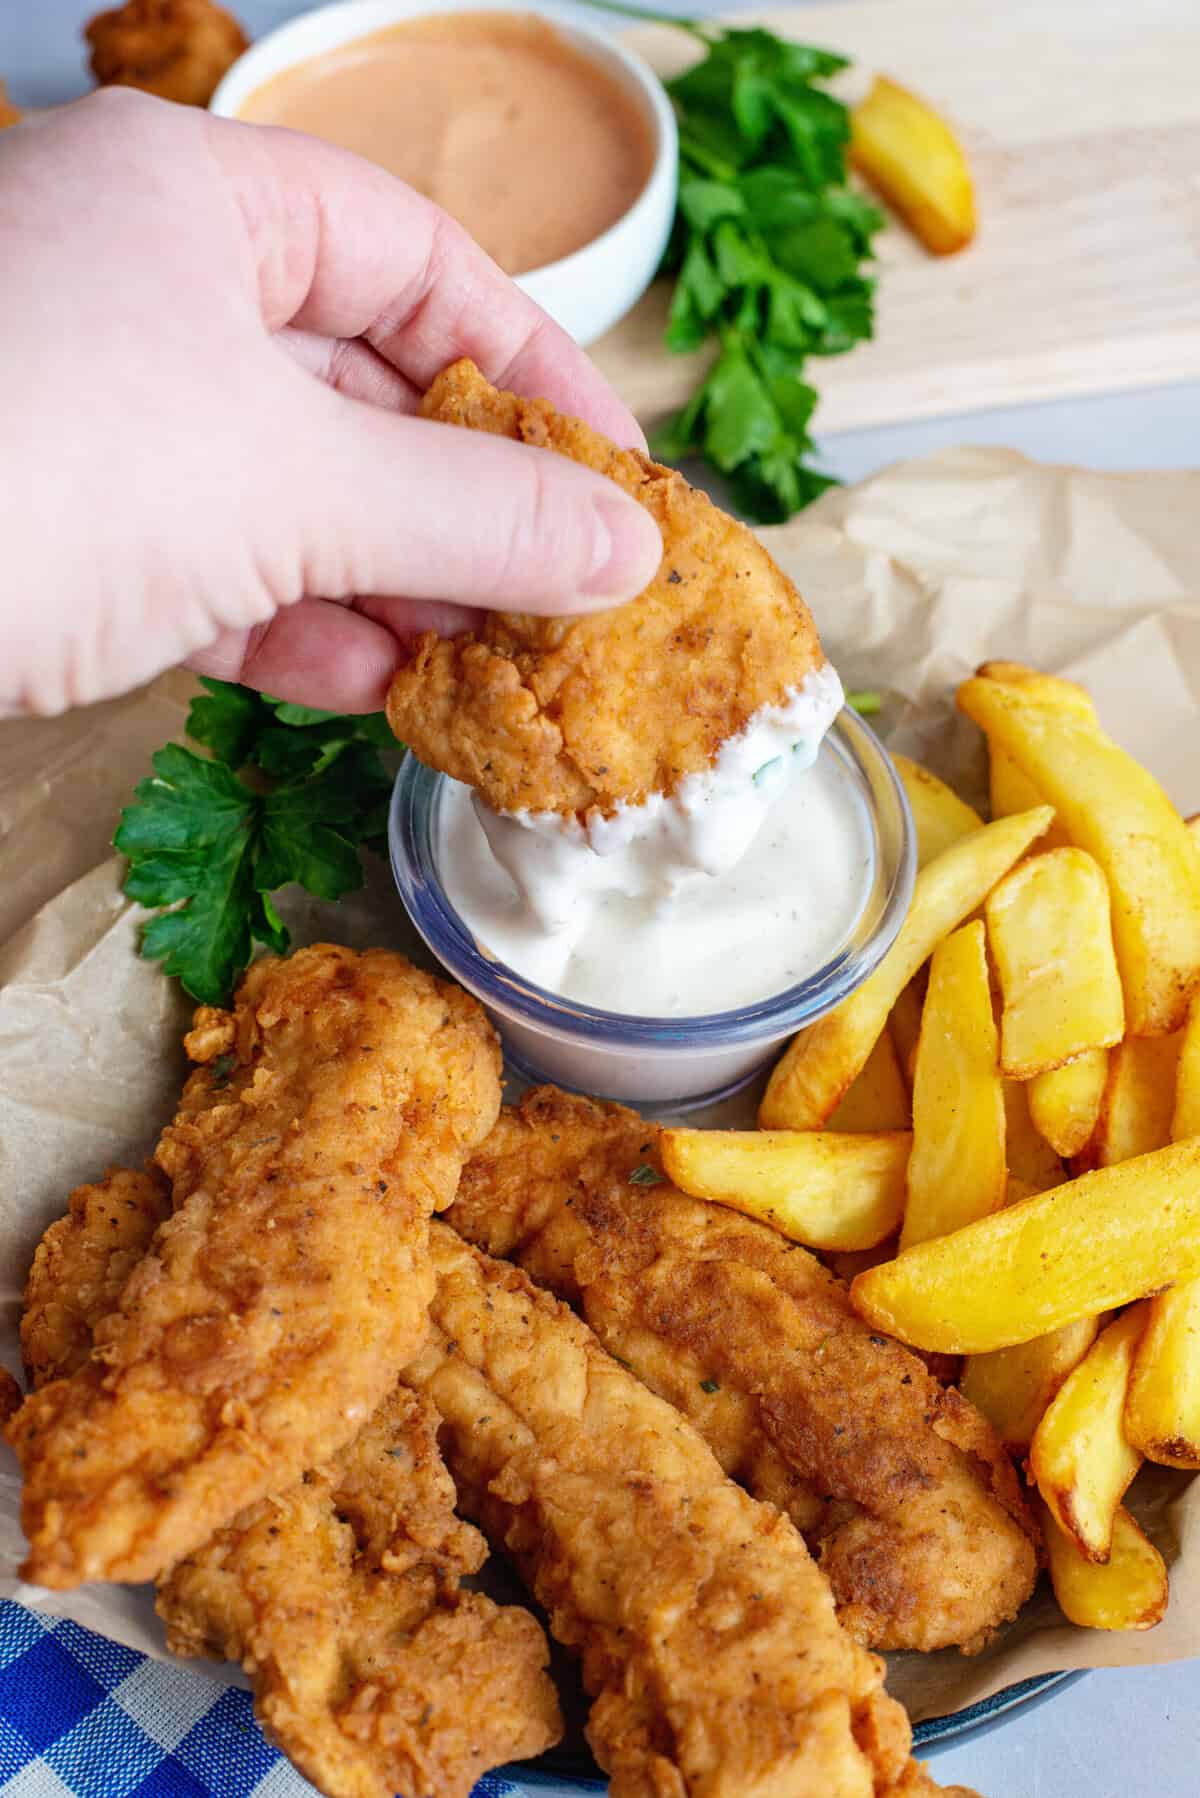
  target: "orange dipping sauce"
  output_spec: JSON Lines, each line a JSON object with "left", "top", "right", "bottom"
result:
{"left": 239, "top": 12, "right": 657, "bottom": 276}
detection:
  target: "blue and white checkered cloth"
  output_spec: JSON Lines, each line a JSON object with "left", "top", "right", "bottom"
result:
{"left": 0, "top": 1602, "right": 534, "bottom": 1798}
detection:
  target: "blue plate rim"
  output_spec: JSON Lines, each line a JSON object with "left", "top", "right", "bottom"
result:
{"left": 505, "top": 1670, "right": 1085, "bottom": 1788}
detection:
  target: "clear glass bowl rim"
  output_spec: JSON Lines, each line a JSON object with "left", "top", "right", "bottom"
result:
{"left": 387, "top": 708, "right": 916, "bottom": 1054}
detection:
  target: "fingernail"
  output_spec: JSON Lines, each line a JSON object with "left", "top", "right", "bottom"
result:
{"left": 579, "top": 493, "right": 662, "bottom": 606}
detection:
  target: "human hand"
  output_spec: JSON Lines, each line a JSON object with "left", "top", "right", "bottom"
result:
{"left": 0, "top": 91, "right": 662, "bottom": 717}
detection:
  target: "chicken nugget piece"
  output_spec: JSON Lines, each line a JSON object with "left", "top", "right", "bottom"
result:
{"left": 386, "top": 359, "right": 836, "bottom": 820}
{"left": 85, "top": 0, "right": 248, "bottom": 107}
{"left": 402, "top": 1224, "right": 981, "bottom": 1798}
{"left": 448, "top": 1088, "right": 1040, "bottom": 1655}
{"left": 22, "top": 1164, "right": 560, "bottom": 1798}
{"left": 7, "top": 945, "right": 502, "bottom": 1588}
{"left": 0, "top": 81, "right": 22, "bottom": 129}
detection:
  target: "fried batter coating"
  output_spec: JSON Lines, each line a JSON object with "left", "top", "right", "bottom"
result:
{"left": 386, "top": 360, "right": 831, "bottom": 818}
{"left": 448, "top": 1088, "right": 1040, "bottom": 1655}
{"left": 85, "top": 0, "right": 248, "bottom": 107}
{"left": 7, "top": 945, "right": 502, "bottom": 1589}
{"left": 402, "top": 1225, "right": 980, "bottom": 1798}
{"left": 22, "top": 1165, "right": 560, "bottom": 1798}
{"left": 159, "top": 1388, "right": 561, "bottom": 1798}
{"left": 0, "top": 81, "right": 22, "bottom": 129}
{"left": 20, "top": 1166, "right": 170, "bottom": 1390}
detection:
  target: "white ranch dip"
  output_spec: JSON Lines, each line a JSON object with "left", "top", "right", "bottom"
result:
{"left": 434, "top": 665, "right": 875, "bottom": 1019}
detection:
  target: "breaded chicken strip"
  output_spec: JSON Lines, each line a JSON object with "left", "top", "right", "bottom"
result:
{"left": 86, "top": 0, "right": 248, "bottom": 107}
{"left": 7, "top": 946, "right": 502, "bottom": 1588}
{"left": 402, "top": 1225, "right": 981, "bottom": 1798}
{"left": 386, "top": 360, "right": 833, "bottom": 820}
{"left": 448, "top": 1089, "right": 1040, "bottom": 1654}
{"left": 22, "top": 1165, "right": 561, "bottom": 1798}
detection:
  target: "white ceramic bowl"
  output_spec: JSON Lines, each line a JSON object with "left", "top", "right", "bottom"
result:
{"left": 210, "top": 0, "right": 678, "bottom": 346}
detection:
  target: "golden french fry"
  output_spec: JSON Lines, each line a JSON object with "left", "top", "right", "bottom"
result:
{"left": 1171, "top": 988, "right": 1200, "bottom": 1141}
{"left": 850, "top": 1137, "right": 1200, "bottom": 1354}
{"left": 958, "top": 672, "right": 1200, "bottom": 1036}
{"left": 888, "top": 974, "right": 925, "bottom": 1089}
{"left": 901, "top": 921, "right": 1005, "bottom": 1249}
{"left": 1042, "top": 1502, "right": 1168, "bottom": 1632}
{"left": 986, "top": 665, "right": 1093, "bottom": 850}
{"left": 1082, "top": 1033, "right": 1181, "bottom": 1171}
{"left": 961, "top": 1316, "right": 1099, "bottom": 1456}
{"left": 987, "top": 849, "right": 1124, "bottom": 1079}
{"left": 892, "top": 754, "right": 983, "bottom": 869}
{"left": 850, "top": 75, "right": 975, "bottom": 255}
{"left": 660, "top": 1128, "right": 911, "bottom": 1252}
{"left": 1125, "top": 1279, "right": 1200, "bottom": 1469}
{"left": 827, "top": 1029, "right": 909, "bottom": 1132}
{"left": 1004, "top": 1077, "right": 1066, "bottom": 1191}
{"left": 975, "top": 663, "right": 1097, "bottom": 716}
{"left": 1028, "top": 1050, "right": 1109, "bottom": 1161}
{"left": 760, "top": 808, "right": 1055, "bottom": 1130}
{"left": 1029, "top": 1305, "right": 1147, "bottom": 1560}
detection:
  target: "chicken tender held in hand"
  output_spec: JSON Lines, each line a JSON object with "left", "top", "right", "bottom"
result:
{"left": 86, "top": 0, "right": 248, "bottom": 107}
{"left": 387, "top": 359, "right": 838, "bottom": 822}
{"left": 7, "top": 945, "right": 502, "bottom": 1589}
{"left": 449, "top": 1087, "right": 1040, "bottom": 1655}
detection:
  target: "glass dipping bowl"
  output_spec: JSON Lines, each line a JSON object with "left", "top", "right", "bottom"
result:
{"left": 388, "top": 708, "right": 915, "bottom": 1110}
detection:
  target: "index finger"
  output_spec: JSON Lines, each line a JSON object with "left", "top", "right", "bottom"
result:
{"left": 206, "top": 112, "right": 646, "bottom": 447}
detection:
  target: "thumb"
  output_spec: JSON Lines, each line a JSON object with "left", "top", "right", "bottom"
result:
{"left": 261, "top": 378, "right": 664, "bottom": 618}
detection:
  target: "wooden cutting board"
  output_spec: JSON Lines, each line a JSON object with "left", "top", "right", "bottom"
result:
{"left": 592, "top": 0, "right": 1200, "bottom": 434}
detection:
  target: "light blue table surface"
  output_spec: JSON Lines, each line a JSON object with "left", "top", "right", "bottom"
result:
{"left": 3, "top": 4, "right": 1199, "bottom": 1794}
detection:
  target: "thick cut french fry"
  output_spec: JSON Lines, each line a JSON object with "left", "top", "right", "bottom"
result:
{"left": 660, "top": 1128, "right": 910, "bottom": 1251}
{"left": 1029, "top": 1050, "right": 1109, "bottom": 1160}
{"left": 827, "top": 1030, "right": 909, "bottom": 1131}
{"left": 1171, "top": 989, "right": 1200, "bottom": 1141}
{"left": 975, "top": 663, "right": 1097, "bottom": 716}
{"left": 888, "top": 973, "right": 925, "bottom": 1088}
{"left": 1082, "top": 1033, "right": 1181, "bottom": 1171}
{"left": 961, "top": 1316, "right": 1099, "bottom": 1456}
{"left": 760, "top": 807, "right": 1055, "bottom": 1129}
{"left": 1029, "top": 1305, "right": 1147, "bottom": 1560}
{"left": 892, "top": 754, "right": 983, "bottom": 868}
{"left": 901, "top": 921, "right": 1005, "bottom": 1249}
{"left": 986, "top": 665, "right": 1094, "bottom": 852}
{"left": 850, "top": 1137, "right": 1200, "bottom": 1354}
{"left": 850, "top": 75, "right": 975, "bottom": 255}
{"left": 1042, "top": 1502, "right": 1168, "bottom": 1632}
{"left": 987, "top": 849, "right": 1124, "bottom": 1079}
{"left": 958, "top": 672, "right": 1200, "bottom": 1036}
{"left": 1004, "top": 1078, "right": 1065, "bottom": 1191}
{"left": 1125, "top": 1279, "right": 1200, "bottom": 1469}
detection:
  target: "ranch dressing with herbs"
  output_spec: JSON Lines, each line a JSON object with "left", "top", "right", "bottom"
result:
{"left": 435, "top": 666, "right": 875, "bottom": 1018}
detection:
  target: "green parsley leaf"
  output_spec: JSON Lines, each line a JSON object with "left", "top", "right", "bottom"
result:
{"left": 116, "top": 687, "right": 400, "bottom": 1005}
{"left": 629, "top": 1164, "right": 665, "bottom": 1186}
{"left": 699, "top": 1378, "right": 721, "bottom": 1394}
{"left": 593, "top": 4, "right": 882, "bottom": 520}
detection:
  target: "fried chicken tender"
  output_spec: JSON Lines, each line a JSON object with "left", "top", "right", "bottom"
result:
{"left": 85, "top": 0, "right": 248, "bottom": 107}
{"left": 21, "top": 1164, "right": 560, "bottom": 1798}
{"left": 160, "top": 1387, "right": 561, "bottom": 1798}
{"left": 0, "top": 81, "right": 22, "bottom": 129}
{"left": 402, "top": 1224, "right": 981, "bottom": 1798}
{"left": 386, "top": 360, "right": 832, "bottom": 819}
{"left": 448, "top": 1089, "right": 1040, "bottom": 1655}
{"left": 7, "top": 945, "right": 502, "bottom": 1589}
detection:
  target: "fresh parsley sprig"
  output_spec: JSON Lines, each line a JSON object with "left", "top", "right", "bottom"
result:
{"left": 115, "top": 682, "right": 397, "bottom": 1006}
{"left": 590, "top": 5, "right": 883, "bottom": 522}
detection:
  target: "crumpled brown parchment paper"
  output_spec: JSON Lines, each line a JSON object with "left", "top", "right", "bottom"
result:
{"left": 0, "top": 447, "right": 1197, "bottom": 1724}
